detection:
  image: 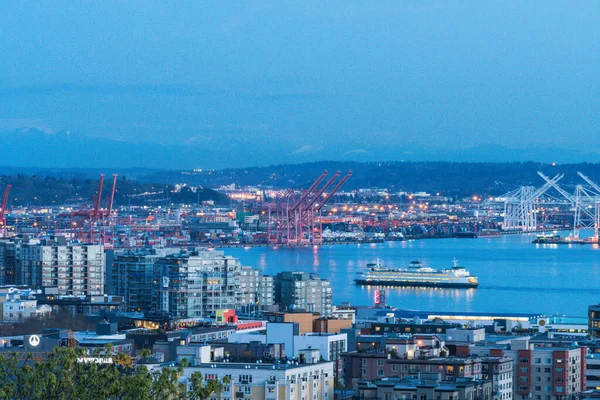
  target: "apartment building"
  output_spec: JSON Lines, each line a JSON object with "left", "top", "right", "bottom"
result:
{"left": 1, "top": 288, "right": 51, "bottom": 322}
{"left": 154, "top": 250, "right": 242, "bottom": 318}
{"left": 589, "top": 304, "right": 600, "bottom": 339}
{"left": 239, "top": 265, "right": 274, "bottom": 310}
{"left": 355, "top": 373, "right": 494, "bottom": 400}
{"left": 472, "top": 338, "right": 586, "bottom": 400}
{"left": 274, "top": 272, "right": 333, "bottom": 316}
{"left": 0, "top": 239, "right": 20, "bottom": 286}
{"left": 175, "top": 360, "right": 335, "bottom": 400}
{"left": 109, "top": 248, "right": 183, "bottom": 312}
{"left": 17, "top": 242, "right": 105, "bottom": 296}
{"left": 343, "top": 351, "right": 513, "bottom": 399}
{"left": 586, "top": 354, "right": 600, "bottom": 391}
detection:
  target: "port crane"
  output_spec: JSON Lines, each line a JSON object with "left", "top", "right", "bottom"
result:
{"left": 66, "top": 174, "right": 118, "bottom": 245}
{"left": 264, "top": 170, "right": 352, "bottom": 245}
{"left": 0, "top": 184, "right": 11, "bottom": 238}
{"left": 501, "top": 171, "right": 600, "bottom": 241}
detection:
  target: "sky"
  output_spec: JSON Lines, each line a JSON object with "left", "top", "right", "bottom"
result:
{"left": 1, "top": 2, "right": 599, "bottom": 168}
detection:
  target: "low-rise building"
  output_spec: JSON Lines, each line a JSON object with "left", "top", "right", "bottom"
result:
{"left": 472, "top": 337, "right": 585, "bottom": 400}
{"left": 168, "top": 360, "right": 335, "bottom": 400}
{"left": 1, "top": 288, "right": 51, "bottom": 322}
{"left": 355, "top": 373, "right": 494, "bottom": 400}
{"left": 586, "top": 354, "right": 600, "bottom": 391}
{"left": 342, "top": 351, "right": 512, "bottom": 398}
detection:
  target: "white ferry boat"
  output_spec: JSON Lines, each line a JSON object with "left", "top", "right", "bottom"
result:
{"left": 354, "top": 259, "right": 478, "bottom": 288}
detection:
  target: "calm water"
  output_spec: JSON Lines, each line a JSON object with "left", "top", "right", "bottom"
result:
{"left": 223, "top": 233, "right": 600, "bottom": 317}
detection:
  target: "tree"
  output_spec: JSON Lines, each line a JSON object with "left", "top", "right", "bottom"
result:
{"left": 140, "top": 348, "right": 153, "bottom": 359}
{"left": 186, "top": 372, "right": 229, "bottom": 400}
{"left": 0, "top": 346, "right": 222, "bottom": 400}
{"left": 148, "top": 367, "right": 184, "bottom": 400}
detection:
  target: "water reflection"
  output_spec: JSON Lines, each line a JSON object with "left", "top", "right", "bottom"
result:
{"left": 224, "top": 235, "right": 600, "bottom": 315}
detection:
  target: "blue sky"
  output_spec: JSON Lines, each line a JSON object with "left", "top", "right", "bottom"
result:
{"left": 1, "top": 2, "right": 599, "bottom": 167}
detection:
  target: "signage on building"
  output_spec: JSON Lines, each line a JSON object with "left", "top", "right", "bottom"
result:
{"left": 77, "top": 357, "right": 114, "bottom": 364}
{"left": 28, "top": 335, "right": 41, "bottom": 347}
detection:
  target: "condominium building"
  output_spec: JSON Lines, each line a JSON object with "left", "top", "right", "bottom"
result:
{"left": 109, "top": 247, "right": 183, "bottom": 313}
{"left": 154, "top": 250, "right": 242, "bottom": 318}
{"left": 589, "top": 304, "right": 600, "bottom": 339}
{"left": 239, "top": 265, "right": 274, "bottom": 310}
{"left": 18, "top": 242, "right": 105, "bottom": 296}
{"left": 0, "top": 288, "right": 52, "bottom": 322}
{"left": 472, "top": 338, "right": 586, "bottom": 400}
{"left": 355, "top": 373, "right": 494, "bottom": 400}
{"left": 274, "top": 272, "right": 333, "bottom": 316}
{"left": 343, "top": 351, "right": 512, "bottom": 398}
{"left": 0, "top": 240, "right": 20, "bottom": 286}
{"left": 174, "top": 360, "right": 335, "bottom": 400}
{"left": 586, "top": 354, "right": 600, "bottom": 391}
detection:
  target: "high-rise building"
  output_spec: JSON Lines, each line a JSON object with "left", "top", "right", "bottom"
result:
{"left": 109, "top": 247, "right": 183, "bottom": 313}
{"left": 18, "top": 243, "right": 105, "bottom": 296}
{"left": 0, "top": 240, "right": 20, "bottom": 286}
{"left": 274, "top": 272, "right": 333, "bottom": 316}
{"left": 239, "top": 266, "right": 274, "bottom": 311}
{"left": 154, "top": 250, "right": 242, "bottom": 318}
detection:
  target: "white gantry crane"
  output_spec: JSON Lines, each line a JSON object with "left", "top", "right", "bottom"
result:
{"left": 537, "top": 171, "right": 600, "bottom": 241}
{"left": 502, "top": 174, "right": 563, "bottom": 232}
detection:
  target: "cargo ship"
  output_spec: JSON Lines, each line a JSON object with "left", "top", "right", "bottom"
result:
{"left": 354, "top": 259, "right": 479, "bottom": 288}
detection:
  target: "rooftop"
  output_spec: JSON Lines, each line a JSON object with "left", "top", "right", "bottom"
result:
{"left": 187, "top": 360, "right": 332, "bottom": 371}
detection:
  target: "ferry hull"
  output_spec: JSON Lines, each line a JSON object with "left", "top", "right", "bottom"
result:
{"left": 354, "top": 279, "right": 478, "bottom": 288}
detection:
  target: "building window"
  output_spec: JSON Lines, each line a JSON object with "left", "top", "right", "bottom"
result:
{"left": 377, "top": 369, "right": 384, "bottom": 377}
{"left": 377, "top": 359, "right": 385, "bottom": 367}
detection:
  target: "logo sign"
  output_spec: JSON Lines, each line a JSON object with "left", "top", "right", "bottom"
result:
{"left": 29, "top": 335, "right": 41, "bottom": 347}
{"left": 77, "top": 357, "right": 114, "bottom": 364}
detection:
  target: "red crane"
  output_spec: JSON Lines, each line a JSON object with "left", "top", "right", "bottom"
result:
{"left": 92, "top": 174, "right": 105, "bottom": 219}
{"left": 316, "top": 171, "right": 352, "bottom": 212}
{"left": 0, "top": 185, "right": 11, "bottom": 238}
{"left": 106, "top": 174, "right": 117, "bottom": 219}
{"left": 67, "top": 173, "right": 118, "bottom": 244}
{"left": 290, "top": 171, "right": 328, "bottom": 211}
{"left": 303, "top": 171, "right": 341, "bottom": 211}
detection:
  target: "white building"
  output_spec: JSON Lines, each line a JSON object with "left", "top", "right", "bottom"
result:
{"left": 228, "top": 322, "right": 347, "bottom": 362}
{"left": 20, "top": 243, "right": 105, "bottom": 296}
{"left": 154, "top": 250, "right": 242, "bottom": 318}
{"left": 173, "top": 360, "right": 335, "bottom": 400}
{"left": 1, "top": 288, "right": 51, "bottom": 322}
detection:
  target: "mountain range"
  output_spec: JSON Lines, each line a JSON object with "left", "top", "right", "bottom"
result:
{"left": 2, "top": 128, "right": 600, "bottom": 170}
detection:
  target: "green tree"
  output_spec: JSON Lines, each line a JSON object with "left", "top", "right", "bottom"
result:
{"left": 148, "top": 367, "right": 183, "bottom": 400}
{"left": 186, "top": 372, "right": 229, "bottom": 400}
{"left": 140, "top": 348, "right": 153, "bottom": 359}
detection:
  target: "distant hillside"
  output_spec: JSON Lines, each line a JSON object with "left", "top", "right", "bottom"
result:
{"left": 0, "top": 175, "right": 228, "bottom": 207}
{"left": 141, "top": 161, "right": 600, "bottom": 197}
{"left": 4, "top": 161, "right": 600, "bottom": 201}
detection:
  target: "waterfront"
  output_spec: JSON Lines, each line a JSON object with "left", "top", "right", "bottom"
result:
{"left": 224, "top": 232, "right": 600, "bottom": 317}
